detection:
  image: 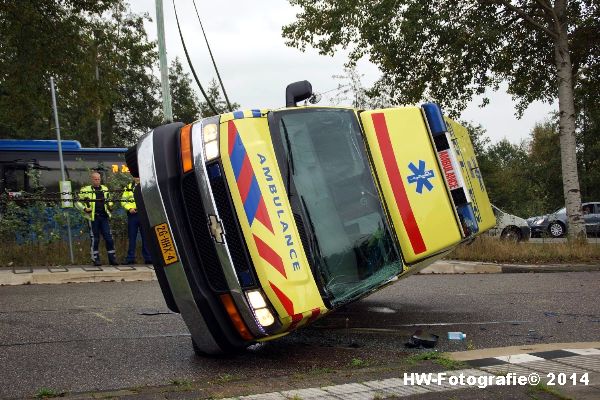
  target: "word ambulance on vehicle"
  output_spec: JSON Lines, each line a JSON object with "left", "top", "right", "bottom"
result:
{"left": 126, "top": 81, "right": 495, "bottom": 354}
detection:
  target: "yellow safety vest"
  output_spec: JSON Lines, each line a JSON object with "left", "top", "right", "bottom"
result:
{"left": 122, "top": 182, "right": 137, "bottom": 212}
{"left": 75, "top": 185, "right": 113, "bottom": 221}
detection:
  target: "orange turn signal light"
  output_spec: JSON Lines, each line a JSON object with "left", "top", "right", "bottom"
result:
{"left": 180, "top": 124, "right": 193, "bottom": 173}
{"left": 220, "top": 294, "right": 253, "bottom": 341}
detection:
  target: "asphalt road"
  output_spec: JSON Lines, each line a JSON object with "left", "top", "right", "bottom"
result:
{"left": 1, "top": 272, "right": 599, "bottom": 399}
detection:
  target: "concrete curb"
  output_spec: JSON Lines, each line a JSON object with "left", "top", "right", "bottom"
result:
{"left": 0, "top": 265, "right": 156, "bottom": 286}
{"left": 419, "top": 261, "right": 502, "bottom": 274}
{"left": 418, "top": 260, "right": 600, "bottom": 274}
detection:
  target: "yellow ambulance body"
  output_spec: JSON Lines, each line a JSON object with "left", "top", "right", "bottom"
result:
{"left": 130, "top": 90, "right": 494, "bottom": 354}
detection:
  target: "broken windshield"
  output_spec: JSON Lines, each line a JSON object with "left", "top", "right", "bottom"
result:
{"left": 273, "top": 108, "right": 403, "bottom": 306}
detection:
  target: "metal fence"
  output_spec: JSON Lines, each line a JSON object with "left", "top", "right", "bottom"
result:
{"left": 0, "top": 190, "right": 144, "bottom": 268}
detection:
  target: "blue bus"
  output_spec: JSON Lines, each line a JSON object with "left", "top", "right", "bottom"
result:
{"left": 0, "top": 139, "right": 128, "bottom": 194}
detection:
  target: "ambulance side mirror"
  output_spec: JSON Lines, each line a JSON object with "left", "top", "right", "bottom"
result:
{"left": 286, "top": 80, "right": 313, "bottom": 107}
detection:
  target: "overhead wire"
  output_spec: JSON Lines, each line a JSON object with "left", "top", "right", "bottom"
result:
{"left": 172, "top": 0, "right": 218, "bottom": 115}
{"left": 190, "top": 0, "right": 233, "bottom": 112}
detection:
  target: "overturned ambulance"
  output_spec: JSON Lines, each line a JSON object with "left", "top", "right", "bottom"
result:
{"left": 126, "top": 81, "right": 495, "bottom": 354}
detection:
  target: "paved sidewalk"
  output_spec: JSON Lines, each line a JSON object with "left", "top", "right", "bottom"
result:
{"left": 219, "top": 346, "right": 600, "bottom": 400}
{"left": 1, "top": 260, "right": 599, "bottom": 286}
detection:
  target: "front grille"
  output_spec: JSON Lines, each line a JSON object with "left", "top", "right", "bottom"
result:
{"left": 208, "top": 163, "right": 256, "bottom": 288}
{"left": 181, "top": 172, "right": 228, "bottom": 291}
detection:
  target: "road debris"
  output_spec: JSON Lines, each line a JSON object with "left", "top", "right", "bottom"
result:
{"left": 447, "top": 332, "right": 466, "bottom": 340}
{"left": 405, "top": 329, "right": 439, "bottom": 348}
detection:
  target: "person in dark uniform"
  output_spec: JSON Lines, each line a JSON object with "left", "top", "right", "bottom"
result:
{"left": 122, "top": 177, "right": 152, "bottom": 264}
{"left": 76, "top": 171, "right": 118, "bottom": 266}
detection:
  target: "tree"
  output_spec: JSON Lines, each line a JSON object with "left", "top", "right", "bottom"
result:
{"left": 527, "top": 121, "right": 563, "bottom": 213}
{"left": 485, "top": 140, "right": 533, "bottom": 216}
{"left": 199, "top": 79, "right": 239, "bottom": 118}
{"left": 85, "top": 4, "right": 161, "bottom": 147}
{"left": 575, "top": 52, "right": 600, "bottom": 203}
{"left": 0, "top": 0, "right": 116, "bottom": 140}
{"left": 169, "top": 57, "right": 201, "bottom": 124}
{"left": 0, "top": 1, "right": 161, "bottom": 147}
{"left": 283, "top": 0, "right": 599, "bottom": 240}
{"left": 331, "top": 65, "right": 390, "bottom": 108}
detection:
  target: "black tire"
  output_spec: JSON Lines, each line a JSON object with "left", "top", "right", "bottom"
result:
{"left": 125, "top": 145, "right": 139, "bottom": 178}
{"left": 192, "top": 337, "right": 246, "bottom": 357}
{"left": 192, "top": 337, "right": 207, "bottom": 357}
{"left": 500, "top": 227, "right": 522, "bottom": 242}
{"left": 548, "top": 221, "right": 566, "bottom": 238}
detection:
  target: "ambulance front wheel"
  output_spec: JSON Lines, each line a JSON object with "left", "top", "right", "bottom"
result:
{"left": 191, "top": 337, "right": 206, "bottom": 356}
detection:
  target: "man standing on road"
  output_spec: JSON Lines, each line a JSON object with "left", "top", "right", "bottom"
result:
{"left": 122, "top": 177, "right": 152, "bottom": 265}
{"left": 76, "top": 171, "right": 118, "bottom": 266}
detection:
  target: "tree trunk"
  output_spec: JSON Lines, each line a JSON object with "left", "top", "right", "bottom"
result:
{"left": 553, "top": 15, "right": 586, "bottom": 240}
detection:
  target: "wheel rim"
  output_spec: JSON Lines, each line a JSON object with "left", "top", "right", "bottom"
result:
{"left": 502, "top": 229, "right": 519, "bottom": 242}
{"left": 550, "top": 223, "right": 563, "bottom": 237}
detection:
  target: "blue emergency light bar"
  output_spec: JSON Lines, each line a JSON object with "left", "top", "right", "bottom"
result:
{"left": 0, "top": 139, "right": 127, "bottom": 153}
{"left": 421, "top": 103, "right": 447, "bottom": 137}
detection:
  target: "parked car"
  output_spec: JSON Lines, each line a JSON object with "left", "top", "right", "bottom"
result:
{"left": 488, "top": 205, "right": 530, "bottom": 242}
{"left": 528, "top": 202, "right": 600, "bottom": 238}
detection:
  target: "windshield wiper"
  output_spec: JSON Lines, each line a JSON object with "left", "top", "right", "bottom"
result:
{"left": 280, "top": 118, "right": 294, "bottom": 197}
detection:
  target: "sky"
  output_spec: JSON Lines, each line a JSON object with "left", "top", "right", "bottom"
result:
{"left": 130, "top": 0, "right": 557, "bottom": 145}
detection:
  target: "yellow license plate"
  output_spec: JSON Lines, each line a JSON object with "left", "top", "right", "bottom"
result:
{"left": 154, "top": 223, "right": 178, "bottom": 265}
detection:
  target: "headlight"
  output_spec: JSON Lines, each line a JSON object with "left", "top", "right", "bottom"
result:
{"left": 202, "top": 123, "right": 219, "bottom": 161}
{"left": 247, "top": 290, "right": 267, "bottom": 309}
{"left": 255, "top": 308, "right": 275, "bottom": 327}
{"left": 204, "top": 140, "right": 219, "bottom": 161}
{"left": 246, "top": 290, "right": 275, "bottom": 327}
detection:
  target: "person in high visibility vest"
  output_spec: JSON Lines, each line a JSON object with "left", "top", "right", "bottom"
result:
{"left": 75, "top": 171, "right": 118, "bottom": 266}
{"left": 122, "top": 177, "right": 152, "bottom": 265}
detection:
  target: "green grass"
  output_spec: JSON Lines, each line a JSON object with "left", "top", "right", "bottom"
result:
{"left": 167, "top": 378, "right": 193, "bottom": 391}
{"left": 308, "top": 366, "right": 333, "bottom": 374}
{"left": 215, "top": 373, "right": 241, "bottom": 384}
{"left": 528, "top": 382, "right": 572, "bottom": 400}
{"left": 350, "top": 357, "right": 368, "bottom": 368}
{"left": 34, "top": 388, "right": 62, "bottom": 398}
{"left": 0, "top": 238, "right": 137, "bottom": 267}
{"left": 405, "top": 351, "right": 466, "bottom": 370}
{"left": 447, "top": 235, "right": 600, "bottom": 264}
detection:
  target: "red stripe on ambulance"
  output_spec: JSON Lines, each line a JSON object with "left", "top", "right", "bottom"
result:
{"left": 371, "top": 113, "right": 427, "bottom": 255}
{"left": 288, "top": 313, "right": 304, "bottom": 330}
{"left": 255, "top": 235, "right": 287, "bottom": 278}
{"left": 254, "top": 198, "right": 273, "bottom": 233}
{"left": 307, "top": 308, "right": 320, "bottom": 324}
{"left": 269, "top": 281, "right": 294, "bottom": 315}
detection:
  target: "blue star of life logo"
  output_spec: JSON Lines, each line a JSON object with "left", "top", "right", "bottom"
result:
{"left": 407, "top": 160, "right": 435, "bottom": 194}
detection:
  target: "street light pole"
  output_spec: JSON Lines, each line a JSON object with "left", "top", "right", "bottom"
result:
{"left": 156, "top": 0, "right": 173, "bottom": 123}
{"left": 50, "top": 77, "right": 75, "bottom": 264}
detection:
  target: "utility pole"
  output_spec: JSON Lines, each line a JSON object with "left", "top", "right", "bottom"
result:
{"left": 50, "top": 77, "right": 75, "bottom": 264}
{"left": 155, "top": 0, "right": 173, "bottom": 123}
{"left": 95, "top": 61, "right": 102, "bottom": 148}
